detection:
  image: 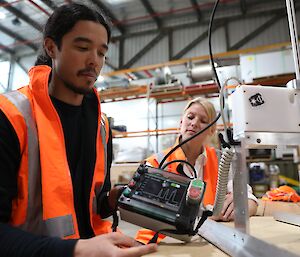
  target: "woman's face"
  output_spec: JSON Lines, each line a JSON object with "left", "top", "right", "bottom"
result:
{"left": 180, "top": 103, "right": 213, "bottom": 145}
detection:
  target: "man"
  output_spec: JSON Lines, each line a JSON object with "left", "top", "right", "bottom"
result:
{"left": 0, "top": 3, "right": 157, "bottom": 257}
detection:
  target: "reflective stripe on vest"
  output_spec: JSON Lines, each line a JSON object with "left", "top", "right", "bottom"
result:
{"left": 3, "top": 91, "right": 108, "bottom": 237}
{"left": 93, "top": 113, "right": 108, "bottom": 213}
{"left": 3, "top": 91, "right": 75, "bottom": 237}
{"left": 3, "top": 91, "right": 42, "bottom": 232}
{"left": 100, "top": 113, "right": 107, "bottom": 181}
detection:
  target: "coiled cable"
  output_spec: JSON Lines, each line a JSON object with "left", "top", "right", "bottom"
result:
{"left": 213, "top": 148, "right": 235, "bottom": 216}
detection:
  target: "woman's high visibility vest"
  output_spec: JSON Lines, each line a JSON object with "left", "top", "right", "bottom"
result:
{"left": 0, "top": 65, "right": 111, "bottom": 239}
{"left": 136, "top": 141, "right": 219, "bottom": 244}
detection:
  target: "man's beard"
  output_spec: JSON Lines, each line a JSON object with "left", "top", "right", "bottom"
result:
{"left": 63, "top": 79, "right": 94, "bottom": 95}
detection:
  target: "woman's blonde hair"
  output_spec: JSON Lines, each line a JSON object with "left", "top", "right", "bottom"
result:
{"left": 183, "top": 97, "right": 217, "bottom": 133}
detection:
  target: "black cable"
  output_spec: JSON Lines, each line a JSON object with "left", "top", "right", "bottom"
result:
{"left": 147, "top": 210, "right": 213, "bottom": 244}
{"left": 161, "top": 159, "right": 197, "bottom": 179}
{"left": 111, "top": 211, "right": 119, "bottom": 232}
{"left": 208, "top": 0, "right": 221, "bottom": 91}
{"left": 148, "top": 232, "right": 160, "bottom": 244}
{"left": 158, "top": 112, "right": 221, "bottom": 169}
{"left": 158, "top": 0, "right": 224, "bottom": 170}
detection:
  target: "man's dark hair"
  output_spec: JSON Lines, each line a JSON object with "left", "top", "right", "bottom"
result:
{"left": 35, "top": 3, "right": 112, "bottom": 67}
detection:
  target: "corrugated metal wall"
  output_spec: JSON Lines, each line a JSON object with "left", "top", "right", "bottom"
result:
{"left": 134, "top": 36, "right": 169, "bottom": 67}
{"left": 112, "top": 10, "right": 299, "bottom": 69}
{"left": 14, "top": 4, "right": 300, "bottom": 78}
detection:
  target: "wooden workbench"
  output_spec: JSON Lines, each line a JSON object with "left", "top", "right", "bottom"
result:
{"left": 147, "top": 216, "right": 300, "bottom": 257}
{"left": 146, "top": 200, "right": 300, "bottom": 257}
{"left": 256, "top": 199, "right": 300, "bottom": 216}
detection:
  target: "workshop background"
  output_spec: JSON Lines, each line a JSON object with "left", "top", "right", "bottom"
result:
{"left": 0, "top": 0, "right": 299, "bottom": 196}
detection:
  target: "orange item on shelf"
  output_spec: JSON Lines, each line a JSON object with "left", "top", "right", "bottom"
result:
{"left": 262, "top": 185, "right": 300, "bottom": 202}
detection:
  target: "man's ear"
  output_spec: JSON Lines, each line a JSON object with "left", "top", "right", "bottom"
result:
{"left": 44, "top": 37, "right": 57, "bottom": 59}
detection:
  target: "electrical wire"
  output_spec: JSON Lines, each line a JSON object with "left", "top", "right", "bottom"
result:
{"left": 158, "top": 112, "right": 221, "bottom": 169}
{"left": 213, "top": 148, "right": 234, "bottom": 216}
{"left": 219, "top": 77, "right": 241, "bottom": 139}
{"left": 158, "top": 0, "right": 223, "bottom": 170}
{"left": 208, "top": 0, "right": 221, "bottom": 90}
{"left": 161, "top": 159, "right": 197, "bottom": 179}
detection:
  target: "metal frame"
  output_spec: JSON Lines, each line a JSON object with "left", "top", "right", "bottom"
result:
{"left": 204, "top": 1, "right": 300, "bottom": 255}
{"left": 140, "top": 0, "right": 162, "bottom": 29}
{"left": 273, "top": 211, "right": 300, "bottom": 227}
{"left": 39, "top": 0, "right": 57, "bottom": 11}
{"left": 232, "top": 139, "right": 250, "bottom": 234}
{"left": 229, "top": 9, "right": 290, "bottom": 51}
{"left": 198, "top": 219, "right": 300, "bottom": 257}
{"left": 243, "top": 132, "right": 300, "bottom": 149}
{"left": 88, "top": 0, "right": 125, "bottom": 34}
{"left": 286, "top": 0, "right": 300, "bottom": 81}
{"left": 0, "top": 24, "right": 38, "bottom": 52}
{"left": 122, "top": 32, "right": 166, "bottom": 69}
{"left": 0, "top": 0, "right": 43, "bottom": 32}
{"left": 171, "top": 22, "right": 222, "bottom": 60}
{"left": 190, "top": 0, "right": 202, "bottom": 21}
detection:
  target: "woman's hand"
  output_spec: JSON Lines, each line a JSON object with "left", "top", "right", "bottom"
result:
{"left": 211, "top": 192, "right": 234, "bottom": 222}
{"left": 210, "top": 193, "right": 258, "bottom": 222}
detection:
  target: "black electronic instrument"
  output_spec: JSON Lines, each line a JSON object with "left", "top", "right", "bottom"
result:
{"left": 118, "top": 164, "right": 206, "bottom": 241}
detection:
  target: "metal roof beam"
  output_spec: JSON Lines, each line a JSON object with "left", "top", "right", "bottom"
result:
{"left": 171, "top": 21, "right": 222, "bottom": 60}
{"left": 190, "top": 0, "right": 202, "bottom": 21}
{"left": 112, "top": 5, "right": 289, "bottom": 41}
{"left": 39, "top": 0, "right": 57, "bottom": 10}
{"left": 224, "top": 22, "right": 230, "bottom": 51}
{"left": 88, "top": 0, "right": 125, "bottom": 34}
{"left": 229, "top": 8, "right": 298, "bottom": 50}
{"left": 240, "top": 0, "right": 247, "bottom": 14}
{"left": 105, "top": 60, "right": 118, "bottom": 70}
{"left": 0, "top": 43, "right": 15, "bottom": 55}
{"left": 168, "top": 29, "right": 173, "bottom": 60}
{"left": 0, "top": 0, "right": 43, "bottom": 32}
{"left": 119, "top": 38, "right": 124, "bottom": 68}
{"left": 0, "top": 24, "right": 38, "bottom": 51}
{"left": 140, "top": 0, "right": 162, "bottom": 28}
{"left": 15, "top": 57, "right": 28, "bottom": 74}
{"left": 122, "top": 32, "right": 165, "bottom": 69}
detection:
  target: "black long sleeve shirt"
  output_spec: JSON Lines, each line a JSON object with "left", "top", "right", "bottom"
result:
{"left": 0, "top": 93, "right": 113, "bottom": 257}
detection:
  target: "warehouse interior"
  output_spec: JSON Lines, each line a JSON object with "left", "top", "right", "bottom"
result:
{"left": 0, "top": 0, "right": 300, "bottom": 256}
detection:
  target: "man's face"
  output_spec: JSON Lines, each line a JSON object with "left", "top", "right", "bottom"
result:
{"left": 51, "top": 20, "right": 108, "bottom": 95}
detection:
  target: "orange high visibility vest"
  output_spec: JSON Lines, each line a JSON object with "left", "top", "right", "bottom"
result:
{"left": 136, "top": 141, "right": 218, "bottom": 244}
{"left": 0, "top": 65, "right": 111, "bottom": 239}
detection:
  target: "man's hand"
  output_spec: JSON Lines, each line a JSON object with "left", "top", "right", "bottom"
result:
{"left": 108, "top": 186, "right": 125, "bottom": 210}
{"left": 74, "top": 232, "right": 157, "bottom": 257}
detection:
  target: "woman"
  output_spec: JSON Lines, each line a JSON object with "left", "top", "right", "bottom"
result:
{"left": 135, "top": 97, "right": 258, "bottom": 244}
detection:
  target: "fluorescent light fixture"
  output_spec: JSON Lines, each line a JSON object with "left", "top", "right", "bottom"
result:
{"left": 108, "top": 0, "right": 132, "bottom": 4}
{"left": 0, "top": 11, "right": 6, "bottom": 20}
{"left": 163, "top": 66, "right": 171, "bottom": 75}
{"left": 97, "top": 75, "right": 105, "bottom": 83}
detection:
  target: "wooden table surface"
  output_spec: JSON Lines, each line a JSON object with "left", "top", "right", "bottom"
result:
{"left": 147, "top": 200, "right": 300, "bottom": 257}
{"left": 256, "top": 199, "right": 300, "bottom": 216}
{"left": 149, "top": 215, "right": 300, "bottom": 257}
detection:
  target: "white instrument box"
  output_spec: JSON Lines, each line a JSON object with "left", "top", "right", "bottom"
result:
{"left": 231, "top": 85, "right": 300, "bottom": 139}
